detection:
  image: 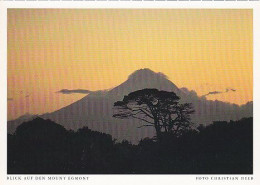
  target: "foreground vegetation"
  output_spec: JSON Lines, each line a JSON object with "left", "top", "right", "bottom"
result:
{"left": 8, "top": 117, "right": 252, "bottom": 174}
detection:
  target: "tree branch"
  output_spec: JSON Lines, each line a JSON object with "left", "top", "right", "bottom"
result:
{"left": 137, "top": 124, "right": 154, "bottom": 128}
{"left": 132, "top": 115, "right": 154, "bottom": 124}
{"left": 139, "top": 109, "right": 154, "bottom": 119}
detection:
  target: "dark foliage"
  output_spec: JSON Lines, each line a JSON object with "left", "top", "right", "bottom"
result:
{"left": 113, "top": 89, "right": 195, "bottom": 141}
{"left": 8, "top": 117, "right": 252, "bottom": 174}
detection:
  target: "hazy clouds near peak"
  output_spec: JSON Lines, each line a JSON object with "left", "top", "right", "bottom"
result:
{"left": 203, "top": 91, "right": 223, "bottom": 96}
{"left": 57, "top": 89, "right": 92, "bottom": 94}
{"left": 128, "top": 68, "right": 169, "bottom": 80}
{"left": 226, "top": 88, "right": 236, "bottom": 92}
{"left": 202, "top": 88, "right": 236, "bottom": 97}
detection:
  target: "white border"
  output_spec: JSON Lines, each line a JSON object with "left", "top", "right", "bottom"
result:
{"left": 0, "top": 2, "right": 259, "bottom": 185}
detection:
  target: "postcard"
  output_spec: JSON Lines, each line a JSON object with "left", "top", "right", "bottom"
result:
{"left": 0, "top": 1, "right": 260, "bottom": 185}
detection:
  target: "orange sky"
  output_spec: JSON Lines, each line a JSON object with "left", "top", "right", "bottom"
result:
{"left": 7, "top": 9, "right": 253, "bottom": 120}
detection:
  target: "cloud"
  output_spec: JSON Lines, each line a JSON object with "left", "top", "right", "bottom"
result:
{"left": 202, "top": 88, "right": 236, "bottom": 97}
{"left": 226, "top": 88, "right": 236, "bottom": 92}
{"left": 203, "top": 91, "right": 223, "bottom": 97}
{"left": 128, "top": 68, "right": 169, "bottom": 80}
{"left": 57, "top": 89, "right": 92, "bottom": 94}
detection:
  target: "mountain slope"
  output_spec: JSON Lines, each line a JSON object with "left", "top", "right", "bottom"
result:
{"left": 8, "top": 69, "right": 253, "bottom": 143}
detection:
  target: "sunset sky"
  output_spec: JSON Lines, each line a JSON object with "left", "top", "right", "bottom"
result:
{"left": 8, "top": 9, "right": 253, "bottom": 120}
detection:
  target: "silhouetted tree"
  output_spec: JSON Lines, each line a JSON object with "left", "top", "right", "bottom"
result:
{"left": 113, "top": 89, "right": 194, "bottom": 141}
{"left": 160, "top": 102, "right": 194, "bottom": 136}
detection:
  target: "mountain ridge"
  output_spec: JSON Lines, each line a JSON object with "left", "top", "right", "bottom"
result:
{"left": 8, "top": 68, "right": 253, "bottom": 143}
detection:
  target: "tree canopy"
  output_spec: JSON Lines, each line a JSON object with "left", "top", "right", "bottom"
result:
{"left": 113, "top": 89, "right": 194, "bottom": 140}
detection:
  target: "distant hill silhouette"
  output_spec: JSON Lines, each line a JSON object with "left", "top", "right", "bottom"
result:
{"left": 8, "top": 69, "right": 253, "bottom": 143}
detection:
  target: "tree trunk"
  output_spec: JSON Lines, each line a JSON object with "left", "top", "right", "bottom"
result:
{"left": 154, "top": 122, "right": 162, "bottom": 142}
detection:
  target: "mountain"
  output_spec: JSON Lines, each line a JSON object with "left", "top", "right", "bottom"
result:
{"left": 8, "top": 68, "right": 253, "bottom": 143}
